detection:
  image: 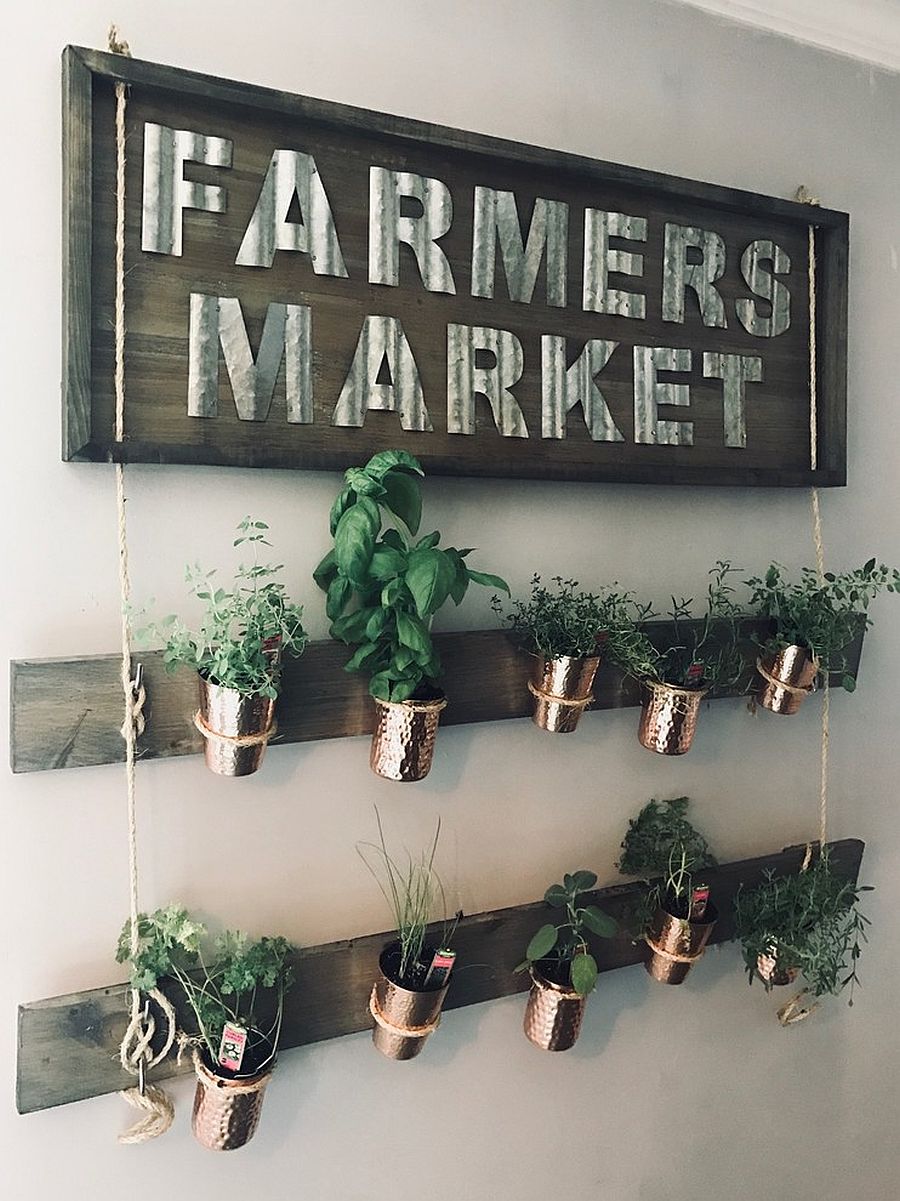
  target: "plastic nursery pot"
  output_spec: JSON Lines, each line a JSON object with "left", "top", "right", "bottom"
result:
{"left": 645, "top": 903, "right": 718, "bottom": 985}
{"left": 194, "top": 676, "right": 277, "bottom": 777}
{"left": 637, "top": 681, "right": 708, "bottom": 756}
{"left": 756, "top": 944, "right": 800, "bottom": 988}
{"left": 191, "top": 1050, "right": 274, "bottom": 1152}
{"left": 369, "top": 692, "right": 448, "bottom": 782}
{"left": 523, "top": 964, "right": 587, "bottom": 1052}
{"left": 756, "top": 645, "right": 819, "bottom": 716}
{"left": 369, "top": 941, "right": 450, "bottom": 1060}
{"left": 528, "top": 653, "right": 601, "bottom": 734}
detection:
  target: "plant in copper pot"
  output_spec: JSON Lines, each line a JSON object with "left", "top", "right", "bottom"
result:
{"left": 609, "top": 561, "right": 744, "bottom": 755}
{"left": 358, "top": 811, "right": 460, "bottom": 1060}
{"left": 746, "top": 560, "right": 900, "bottom": 714}
{"left": 516, "top": 871, "right": 617, "bottom": 1051}
{"left": 617, "top": 797, "right": 718, "bottom": 985}
{"left": 142, "top": 518, "right": 308, "bottom": 776}
{"left": 492, "top": 575, "right": 644, "bottom": 734}
{"left": 117, "top": 905, "right": 294, "bottom": 1151}
{"left": 314, "top": 450, "right": 508, "bottom": 781}
{"left": 733, "top": 848, "right": 871, "bottom": 1006}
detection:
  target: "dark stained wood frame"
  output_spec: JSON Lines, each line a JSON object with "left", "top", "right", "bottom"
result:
{"left": 16, "top": 837, "right": 865, "bottom": 1114}
{"left": 9, "top": 621, "right": 864, "bottom": 773}
{"left": 62, "top": 45, "right": 849, "bottom": 487}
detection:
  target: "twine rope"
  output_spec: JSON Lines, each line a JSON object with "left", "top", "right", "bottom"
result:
{"left": 777, "top": 988, "right": 820, "bottom": 1026}
{"left": 368, "top": 986, "right": 441, "bottom": 1038}
{"left": 644, "top": 937, "right": 703, "bottom": 965}
{"left": 193, "top": 1051, "right": 274, "bottom": 1094}
{"left": 193, "top": 711, "right": 277, "bottom": 747}
{"left": 527, "top": 680, "right": 594, "bottom": 709}
{"left": 754, "top": 656, "right": 817, "bottom": 697}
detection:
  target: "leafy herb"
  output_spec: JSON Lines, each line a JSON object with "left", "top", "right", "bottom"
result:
{"left": 515, "top": 871, "right": 617, "bottom": 996}
{"left": 617, "top": 797, "right": 716, "bottom": 928}
{"left": 746, "top": 560, "right": 900, "bottom": 690}
{"left": 314, "top": 450, "right": 508, "bottom": 702}
{"left": 733, "top": 850, "right": 871, "bottom": 1001}
{"left": 116, "top": 904, "right": 294, "bottom": 1073}
{"left": 138, "top": 518, "right": 307, "bottom": 699}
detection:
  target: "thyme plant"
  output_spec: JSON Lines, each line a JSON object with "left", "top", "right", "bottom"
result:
{"left": 617, "top": 797, "right": 716, "bottom": 927}
{"left": 516, "top": 871, "right": 618, "bottom": 996}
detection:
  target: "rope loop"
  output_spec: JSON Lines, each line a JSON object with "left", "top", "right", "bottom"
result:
{"left": 368, "top": 985, "right": 441, "bottom": 1039}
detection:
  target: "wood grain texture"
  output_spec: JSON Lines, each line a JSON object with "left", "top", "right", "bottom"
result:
{"left": 62, "top": 46, "right": 849, "bottom": 487}
{"left": 9, "top": 622, "right": 864, "bottom": 774}
{"left": 16, "top": 837, "right": 865, "bottom": 1114}
{"left": 61, "top": 48, "right": 93, "bottom": 458}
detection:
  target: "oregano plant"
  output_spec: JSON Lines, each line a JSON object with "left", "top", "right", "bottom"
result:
{"left": 516, "top": 871, "right": 618, "bottom": 996}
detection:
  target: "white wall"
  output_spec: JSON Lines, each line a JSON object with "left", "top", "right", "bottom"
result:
{"left": 3, "top": 2, "right": 899, "bottom": 1198}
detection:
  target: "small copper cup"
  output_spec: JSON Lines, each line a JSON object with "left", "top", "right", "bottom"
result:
{"left": 523, "top": 966, "right": 587, "bottom": 1052}
{"left": 528, "top": 653, "right": 601, "bottom": 734}
{"left": 370, "top": 943, "right": 449, "bottom": 1060}
{"left": 645, "top": 903, "right": 718, "bottom": 984}
{"left": 756, "top": 945, "right": 800, "bottom": 988}
{"left": 191, "top": 1052, "right": 273, "bottom": 1151}
{"left": 756, "top": 645, "right": 818, "bottom": 715}
{"left": 638, "top": 682, "right": 708, "bottom": 756}
{"left": 370, "top": 694, "right": 448, "bottom": 782}
{"left": 195, "top": 677, "right": 276, "bottom": 777}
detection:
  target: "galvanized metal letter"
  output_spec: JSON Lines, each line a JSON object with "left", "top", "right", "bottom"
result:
{"left": 187, "top": 293, "right": 311, "bottom": 422}
{"left": 447, "top": 325, "right": 528, "bottom": 437}
{"left": 369, "top": 168, "right": 456, "bottom": 293}
{"left": 141, "top": 123, "right": 233, "bottom": 257}
{"left": 661, "top": 224, "right": 727, "bottom": 328}
{"left": 331, "top": 316, "right": 432, "bottom": 432}
{"left": 633, "top": 346, "right": 693, "bottom": 445}
{"left": 582, "top": 210, "right": 647, "bottom": 319}
{"left": 471, "top": 188, "right": 568, "bottom": 306}
{"left": 235, "top": 150, "right": 348, "bottom": 276}
{"left": 735, "top": 240, "right": 792, "bottom": 337}
{"left": 703, "top": 352, "right": 762, "bottom": 448}
{"left": 541, "top": 337, "right": 624, "bottom": 441}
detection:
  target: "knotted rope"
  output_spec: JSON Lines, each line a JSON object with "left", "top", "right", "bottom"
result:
{"left": 526, "top": 680, "right": 594, "bottom": 710}
{"left": 368, "top": 986, "right": 442, "bottom": 1039}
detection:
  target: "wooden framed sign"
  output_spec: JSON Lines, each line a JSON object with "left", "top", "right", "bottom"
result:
{"left": 63, "top": 46, "right": 848, "bottom": 486}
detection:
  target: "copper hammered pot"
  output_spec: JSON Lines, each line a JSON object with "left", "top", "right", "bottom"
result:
{"left": 369, "top": 943, "right": 450, "bottom": 1060}
{"left": 369, "top": 694, "right": 448, "bottom": 782}
{"left": 523, "top": 967, "right": 587, "bottom": 1052}
{"left": 756, "top": 645, "right": 819, "bottom": 715}
{"left": 528, "top": 653, "right": 601, "bottom": 734}
{"left": 645, "top": 903, "right": 718, "bottom": 985}
{"left": 638, "top": 681, "right": 708, "bottom": 756}
{"left": 191, "top": 1052, "right": 273, "bottom": 1152}
{"left": 195, "top": 676, "right": 277, "bottom": 777}
{"left": 756, "top": 945, "right": 800, "bottom": 988}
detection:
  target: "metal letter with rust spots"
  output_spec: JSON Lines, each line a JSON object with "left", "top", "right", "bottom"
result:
{"left": 235, "top": 149, "right": 348, "bottom": 275}
{"left": 471, "top": 188, "right": 568, "bottom": 306}
{"left": 703, "top": 352, "right": 762, "bottom": 448}
{"left": 735, "top": 240, "right": 792, "bottom": 337}
{"left": 141, "top": 123, "right": 232, "bottom": 257}
{"left": 541, "top": 336, "right": 624, "bottom": 441}
{"left": 368, "top": 168, "right": 456, "bottom": 293}
{"left": 582, "top": 210, "right": 647, "bottom": 319}
{"left": 447, "top": 325, "right": 528, "bottom": 437}
{"left": 331, "top": 316, "right": 431, "bottom": 431}
{"left": 633, "top": 345, "right": 693, "bottom": 445}
{"left": 187, "top": 293, "right": 312, "bottom": 422}
{"left": 661, "top": 223, "right": 727, "bottom": 328}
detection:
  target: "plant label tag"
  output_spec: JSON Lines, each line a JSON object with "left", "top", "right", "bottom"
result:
{"left": 423, "top": 948, "right": 456, "bottom": 988}
{"left": 686, "top": 663, "right": 704, "bottom": 685}
{"left": 689, "top": 885, "right": 710, "bottom": 921}
{"left": 218, "top": 1023, "right": 248, "bottom": 1072}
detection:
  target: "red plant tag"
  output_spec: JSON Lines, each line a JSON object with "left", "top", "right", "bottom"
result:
{"left": 423, "top": 948, "right": 456, "bottom": 988}
{"left": 217, "top": 1022, "right": 248, "bottom": 1072}
{"left": 689, "top": 885, "right": 710, "bottom": 921}
{"left": 686, "top": 663, "right": 704, "bottom": 685}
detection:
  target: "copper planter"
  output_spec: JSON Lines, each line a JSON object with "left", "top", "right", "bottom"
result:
{"left": 370, "top": 694, "right": 447, "bottom": 782}
{"left": 756, "top": 645, "right": 819, "bottom": 715}
{"left": 195, "top": 676, "right": 276, "bottom": 777}
{"left": 191, "top": 1053, "right": 273, "bottom": 1151}
{"left": 756, "top": 945, "right": 800, "bottom": 988}
{"left": 369, "top": 944, "right": 449, "bottom": 1060}
{"left": 645, "top": 904, "right": 718, "bottom": 984}
{"left": 523, "top": 967, "right": 587, "bottom": 1052}
{"left": 528, "top": 653, "right": 601, "bottom": 733}
{"left": 638, "top": 682, "right": 708, "bottom": 756}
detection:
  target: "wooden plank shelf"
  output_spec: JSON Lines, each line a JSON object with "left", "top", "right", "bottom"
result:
{"left": 16, "top": 838, "right": 865, "bottom": 1114}
{"left": 9, "top": 622, "right": 863, "bottom": 773}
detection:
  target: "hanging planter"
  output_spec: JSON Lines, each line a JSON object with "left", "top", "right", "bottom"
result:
{"left": 755, "top": 944, "right": 799, "bottom": 987}
{"left": 637, "top": 680, "right": 708, "bottom": 755}
{"left": 195, "top": 677, "right": 277, "bottom": 776}
{"left": 369, "top": 940, "right": 451, "bottom": 1059}
{"left": 645, "top": 900, "right": 718, "bottom": 984}
{"left": 755, "top": 644, "right": 818, "bottom": 715}
{"left": 191, "top": 1048, "right": 274, "bottom": 1152}
{"left": 315, "top": 450, "right": 507, "bottom": 783}
{"left": 517, "top": 871, "right": 617, "bottom": 1052}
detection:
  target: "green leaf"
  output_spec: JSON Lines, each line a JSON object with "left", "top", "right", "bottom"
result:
{"left": 344, "top": 467, "right": 386, "bottom": 498}
{"left": 344, "top": 642, "right": 382, "bottom": 673}
{"left": 842, "top": 674, "right": 857, "bottom": 693}
{"left": 381, "top": 578, "right": 407, "bottom": 609}
{"left": 393, "top": 646, "right": 416, "bottom": 671}
{"left": 445, "top": 548, "right": 470, "bottom": 606}
{"left": 363, "top": 449, "right": 424, "bottom": 480}
{"left": 563, "top": 873, "right": 575, "bottom": 892}
{"left": 331, "top": 607, "right": 377, "bottom": 644}
{"left": 365, "top": 608, "right": 389, "bottom": 641}
{"left": 389, "top": 675, "right": 420, "bottom": 702}
{"left": 396, "top": 610, "right": 433, "bottom": 655}
{"left": 334, "top": 505, "right": 377, "bottom": 586}
{"left": 415, "top": 531, "right": 441, "bottom": 551}
{"left": 381, "top": 470, "right": 422, "bottom": 535}
{"left": 329, "top": 488, "right": 354, "bottom": 536}
{"left": 571, "top": 952, "right": 598, "bottom": 996}
{"left": 406, "top": 548, "right": 456, "bottom": 618}
{"left": 581, "top": 906, "right": 618, "bottom": 938}
{"left": 369, "top": 545, "right": 406, "bottom": 581}
{"left": 467, "top": 569, "right": 510, "bottom": 594}
{"left": 544, "top": 884, "right": 568, "bottom": 908}
{"left": 312, "top": 548, "right": 337, "bottom": 590}
{"left": 525, "top": 924, "right": 558, "bottom": 962}
{"left": 381, "top": 529, "right": 406, "bottom": 552}
{"left": 571, "top": 870, "right": 598, "bottom": 893}
{"left": 326, "top": 575, "right": 352, "bottom": 621}
{"left": 369, "top": 671, "right": 393, "bottom": 700}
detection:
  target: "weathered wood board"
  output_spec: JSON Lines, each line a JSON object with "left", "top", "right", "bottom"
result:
{"left": 16, "top": 838, "right": 865, "bottom": 1114}
{"left": 9, "top": 622, "right": 864, "bottom": 773}
{"left": 63, "top": 46, "right": 848, "bottom": 486}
